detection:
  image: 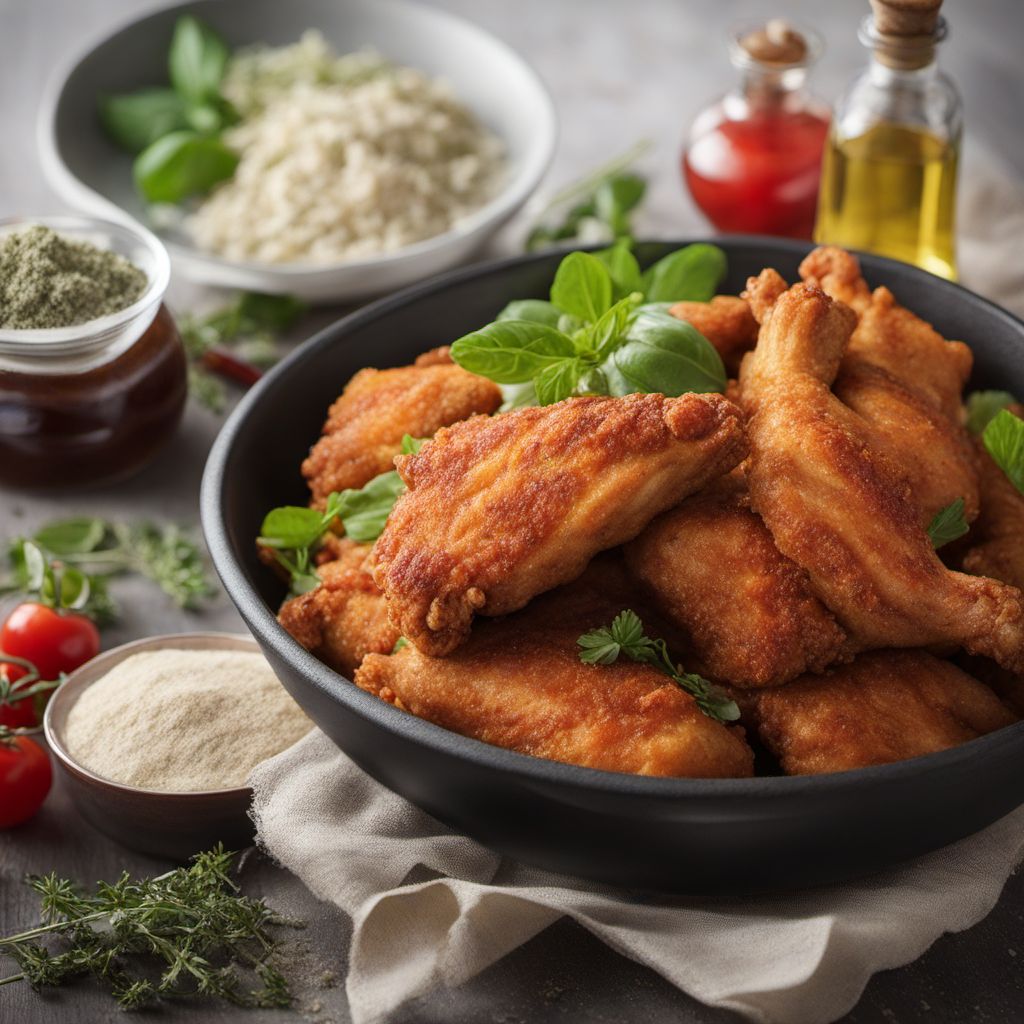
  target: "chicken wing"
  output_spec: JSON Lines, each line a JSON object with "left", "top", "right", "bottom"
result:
{"left": 798, "top": 248, "right": 979, "bottom": 524}
{"left": 669, "top": 296, "right": 758, "bottom": 375}
{"left": 626, "top": 475, "right": 848, "bottom": 687}
{"left": 743, "top": 649, "right": 1015, "bottom": 775}
{"left": 302, "top": 353, "right": 502, "bottom": 508}
{"left": 355, "top": 583, "right": 754, "bottom": 778}
{"left": 962, "top": 436, "right": 1024, "bottom": 591}
{"left": 277, "top": 539, "right": 398, "bottom": 677}
{"left": 739, "top": 275, "right": 1024, "bottom": 673}
{"left": 372, "top": 392, "right": 748, "bottom": 656}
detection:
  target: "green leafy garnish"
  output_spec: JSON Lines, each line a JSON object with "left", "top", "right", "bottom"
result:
{"left": 966, "top": 390, "right": 1017, "bottom": 436}
{"left": 451, "top": 243, "right": 727, "bottom": 407}
{"left": 577, "top": 610, "right": 740, "bottom": 723}
{"left": 983, "top": 409, "right": 1024, "bottom": 495}
{"left": 0, "top": 846, "right": 298, "bottom": 1010}
{"left": 4, "top": 519, "right": 215, "bottom": 621}
{"left": 333, "top": 472, "right": 407, "bottom": 544}
{"left": 927, "top": 498, "right": 969, "bottom": 548}
{"left": 180, "top": 291, "right": 306, "bottom": 412}
{"left": 526, "top": 142, "right": 649, "bottom": 251}
{"left": 100, "top": 16, "right": 239, "bottom": 204}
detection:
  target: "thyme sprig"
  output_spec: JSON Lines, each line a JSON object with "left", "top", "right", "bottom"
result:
{"left": 578, "top": 609, "right": 739, "bottom": 723}
{"left": 0, "top": 847, "right": 300, "bottom": 1011}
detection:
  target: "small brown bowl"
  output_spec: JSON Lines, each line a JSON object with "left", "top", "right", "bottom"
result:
{"left": 44, "top": 632, "right": 260, "bottom": 861}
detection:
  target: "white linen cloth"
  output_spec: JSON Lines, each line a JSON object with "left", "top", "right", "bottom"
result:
{"left": 250, "top": 148, "right": 1024, "bottom": 1024}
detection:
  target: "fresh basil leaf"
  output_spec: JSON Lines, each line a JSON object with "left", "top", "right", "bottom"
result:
{"left": 33, "top": 518, "right": 106, "bottom": 556}
{"left": 983, "top": 409, "right": 1024, "bottom": 495}
{"left": 576, "top": 295, "right": 638, "bottom": 359}
{"left": 927, "top": 498, "right": 969, "bottom": 548}
{"left": 966, "top": 390, "right": 1017, "bottom": 436}
{"left": 641, "top": 243, "right": 727, "bottom": 304}
{"left": 335, "top": 471, "right": 406, "bottom": 543}
{"left": 258, "top": 507, "right": 326, "bottom": 550}
{"left": 550, "top": 252, "right": 614, "bottom": 323}
{"left": 496, "top": 299, "right": 562, "bottom": 327}
{"left": 605, "top": 308, "right": 726, "bottom": 396}
{"left": 499, "top": 381, "right": 539, "bottom": 410}
{"left": 450, "top": 321, "right": 575, "bottom": 384}
{"left": 594, "top": 239, "right": 643, "bottom": 299}
{"left": 99, "top": 88, "right": 190, "bottom": 153}
{"left": 557, "top": 313, "right": 584, "bottom": 335}
{"left": 534, "top": 358, "right": 583, "bottom": 406}
{"left": 169, "top": 15, "right": 230, "bottom": 104}
{"left": 576, "top": 366, "right": 610, "bottom": 396}
{"left": 595, "top": 174, "right": 646, "bottom": 235}
{"left": 134, "top": 130, "right": 238, "bottom": 203}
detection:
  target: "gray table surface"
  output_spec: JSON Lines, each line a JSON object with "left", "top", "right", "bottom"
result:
{"left": 1, "top": 0, "right": 1023, "bottom": 1021}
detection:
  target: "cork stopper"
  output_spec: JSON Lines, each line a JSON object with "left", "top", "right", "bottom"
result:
{"left": 739, "top": 20, "right": 809, "bottom": 66}
{"left": 868, "top": 0, "right": 944, "bottom": 69}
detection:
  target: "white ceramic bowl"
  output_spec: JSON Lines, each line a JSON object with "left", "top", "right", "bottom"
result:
{"left": 39, "top": 0, "right": 557, "bottom": 303}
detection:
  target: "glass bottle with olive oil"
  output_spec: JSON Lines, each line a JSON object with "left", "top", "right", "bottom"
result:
{"left": 815, "top": 0, "right": 961, "bottom": 280}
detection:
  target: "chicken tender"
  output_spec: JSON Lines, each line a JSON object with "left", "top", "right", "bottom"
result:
{"left": 739, "top": 274, "right": 1024, "bottom": 673}
{"left": 355, "top": 585, "right": 754, "bottom": 778}
{"left": 745, "top": 650, "right": 1016, "bottom": 775}
{"left": 302, "top": 355, "right": 502, "bottom": 507}
{"left": 372, "top": 392, "right": 748, "bottom": 656}
{"left": 669, "top": 296, "right": 758, "bottom": 375}
{"left": 277, "top": 539, "right": 398, "bottom": 677}
{"left": 627, "top": 476, "right": 848, "bottom": 687}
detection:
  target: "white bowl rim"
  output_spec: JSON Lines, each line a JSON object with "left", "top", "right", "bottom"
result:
{"left": 43, "top": 630, "right": 289, "bottom": 799}
{"left": 37, "top": 0, "right": 559, "bottom": 279}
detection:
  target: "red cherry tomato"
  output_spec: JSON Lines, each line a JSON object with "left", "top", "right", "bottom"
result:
{"left": 0, "top": 734, "right": 52, "bottom": 827}
{"left": 0, "top": 663, "right": 37, "bottom": 730}
{"left": 0, "top": 602, "right": 100, "bottom": 681}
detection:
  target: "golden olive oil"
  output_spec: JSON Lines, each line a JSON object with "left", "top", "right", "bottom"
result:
{"left": 814, "top": 123, "right": 958, "bottom": 280}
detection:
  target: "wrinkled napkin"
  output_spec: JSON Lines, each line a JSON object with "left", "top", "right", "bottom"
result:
{"left": 251, "top": 731, "right": 1024, "bottom": 1024}
{"left": 250, "top": 148, "right": 1024, "bottom": 1024}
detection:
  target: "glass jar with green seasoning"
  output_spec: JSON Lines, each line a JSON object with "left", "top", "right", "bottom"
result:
{"left": 0, "top": 216, "right": 186, "bottom": 489}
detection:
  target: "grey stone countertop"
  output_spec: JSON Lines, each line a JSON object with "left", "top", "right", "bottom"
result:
{"left": 1, "top": 0, "right": 1022, "bottom": 1021}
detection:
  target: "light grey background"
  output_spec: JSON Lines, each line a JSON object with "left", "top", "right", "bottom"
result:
{"left": 1, "top": 2, "right": 1023, "bottom": 1022}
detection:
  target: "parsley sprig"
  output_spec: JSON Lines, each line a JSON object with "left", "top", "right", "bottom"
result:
{"left": 577, "top": 610, "right": 739, "bottom": 723}
{"left": 0, "top": 847, "right": 299, "bottom": 1011}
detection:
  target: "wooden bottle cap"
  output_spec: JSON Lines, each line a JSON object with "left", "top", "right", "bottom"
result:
{"left": 868, "top": 0, "right": 943, "bottom": 68}
{"left": 739, "top": 20, "right": 808, "bottom": 66}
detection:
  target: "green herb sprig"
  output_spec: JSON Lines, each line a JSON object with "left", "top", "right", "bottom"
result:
{"left": 180, "top": 291, "right": 306, "bottom": 412}
{"left": 0, "top": 847, "right": 299, "bottom": 1011}
{"left": 983, "top": 409, "right": 1024, "bottom": 495}
{"left": 965, "top": 390, "right": 1017, "bottom": 436}
{"left": 927, "top": 498, "right": 969, "bottom": 549}
{"left": 4, "top": 518, "right": 215, "bottom": 622}
{"left": 451, "top": 243, "right": 728, "bottom": 407}
{"left": 577, "top": 610, "right": 739, "bottom": 723}
{"left": 100, "top": 16, "right": 239, "bottom": 203}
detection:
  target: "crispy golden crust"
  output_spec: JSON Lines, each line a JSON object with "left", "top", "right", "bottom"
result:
{"left": 955, "top": 655, "right": 1024, "bottom": 718}
{"left": 797, "top": 246, "right": 873, "bottom": 316}
{"left": 301, "top": 360, "right": 502, "bottom": 508}
{"left": 627, "top": 477, "right": 848, "bottom": 687}
{"left": 745, "top": 650, "right": 1016, "bottom": 775}
{"left": 739, "top": 277, "right": 1024, "bottom": 673}
{"left": 277, "top": 539, "right": 399, "bottom": 678}
{"left": 963, "top": 437, "right": 1024, "bottom": 591}
{"left": 669, "top": 296, "right": 759, "bottom": 375}
{"left": 372, "top": 392, "right": 748, "bottom": 656}
{"left": 354, "top": 584, "right": 754, "bottom": 778}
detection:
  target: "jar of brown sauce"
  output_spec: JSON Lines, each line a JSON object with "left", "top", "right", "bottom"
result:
{"left": 0, "top": 217, "right": 186, "bottom": 489}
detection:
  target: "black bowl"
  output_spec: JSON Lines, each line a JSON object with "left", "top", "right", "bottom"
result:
{"left": 201, "top": 238, "right": 1024, "bottom": 894}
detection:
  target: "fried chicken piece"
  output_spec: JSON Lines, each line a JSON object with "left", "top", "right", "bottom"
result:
{"left": 962, "top": 437, "right": 1024, "bottom": 591}
{"left": 302, "top": 355, "right": 502, "bottom": 507}
{"left": 626, "top": 475, "right": 848, "bottom": 687}
{"left": 372, "top": 392, "right": 748, "bottom": 656}
{"left": 739, "top": 275, "right": 1024, "bottom": 673}
{"left": 797, "top": 248, "right": 979, "bottom": 524}
{"left": 669, "top": 296, "right": 758, "bottom": 375}
{"left": 277, "top": 539, "right": 398, "bottom": 678}
{"left": 955, "top": 655, "right": 1024, "bottom": 718}
{"left": 744, "top": 650, "right": 1016, "bottom": 775}
{"left": 355, "top": 584, "right": 754, "bottom": 778}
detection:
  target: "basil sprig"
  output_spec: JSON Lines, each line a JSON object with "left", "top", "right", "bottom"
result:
{"left": 450, "top": 243, "right": 728, "bottom": 407}
{"left": 100, "top": 16, "right": 239, "bottom": 204}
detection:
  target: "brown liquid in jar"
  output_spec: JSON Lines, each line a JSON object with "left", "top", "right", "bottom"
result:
{"left": 0, "top": 305, "right": 187, "bottom": 489}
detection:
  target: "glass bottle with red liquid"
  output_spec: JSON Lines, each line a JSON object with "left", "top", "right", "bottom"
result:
{"left": 683, "top": 21, "right": 830, "bottom": 239}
